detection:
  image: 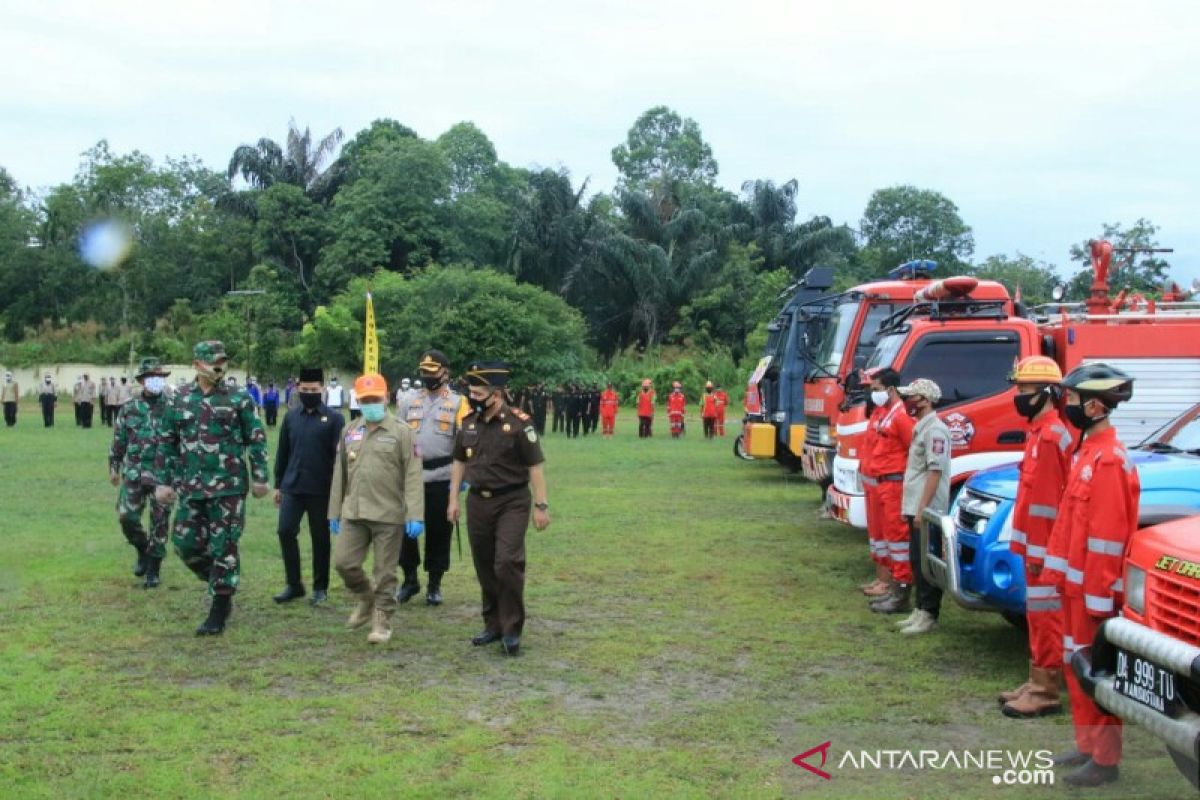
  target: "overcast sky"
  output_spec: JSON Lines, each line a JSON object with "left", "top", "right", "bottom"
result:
{"left": 3, "top": 0, "right": 1199, "bottom": 286}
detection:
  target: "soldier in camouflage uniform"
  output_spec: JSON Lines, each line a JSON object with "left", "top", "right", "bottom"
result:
{"left": 108, "top": 358, "right": 173, "bottom": 588}
{"left": 154, "top": 340, "right": 270, "bottom": 636}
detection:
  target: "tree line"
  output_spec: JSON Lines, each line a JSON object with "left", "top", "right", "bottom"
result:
{"left": 0, "top": 106, "right": 1176, "bottom": 382}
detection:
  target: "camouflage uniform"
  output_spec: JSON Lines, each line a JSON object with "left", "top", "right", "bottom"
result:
{"left": 155, "top": 342, "right": 269, "bottom": 597}
{"left": 109, "top": 376, "right": 170, "bottom": 560}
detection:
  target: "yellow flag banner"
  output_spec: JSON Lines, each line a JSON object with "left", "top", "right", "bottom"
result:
{"left": 363, "top": 290, "right": 380, "bottom": 374}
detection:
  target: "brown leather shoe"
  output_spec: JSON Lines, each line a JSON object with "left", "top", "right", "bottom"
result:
{"left": 998, "top": 662, "right": 1035, "bottom": 704}
{"left": 1002, "top": 667, "right": 1062, "bottom": 718}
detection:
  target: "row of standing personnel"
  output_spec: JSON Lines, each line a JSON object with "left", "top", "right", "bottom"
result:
{"left": 855, "top": 357, "right": 1140, "bottom": 789}
{"left": 107, "top": 343, "right": 551, "bottom": 657}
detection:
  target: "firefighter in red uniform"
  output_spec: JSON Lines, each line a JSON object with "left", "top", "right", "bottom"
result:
{"left": 999, "top": 356, "right": 1074, "bottom": 718}
{"left": 637, "top": 379, "right": 655, "bottom": 438}
{"left": 865, "top": 368, "right": 916, "bottom": 614}
{"left": 1043, "top": 363, "right": 1139, "bottom": 788}
{"left": 858, "top": 369, "right": 890, "bottom": 597}
{"left": 713, "top": 384, "right": 729, "bottom": 436}
{"left": 599, "top": 382, "right": 619, "bottom": 436}
{"left": 667, "top": 382, "right": 686, "bottom": 438}
{"left": 700, "top": 381, "right": 719, "bottom": 439}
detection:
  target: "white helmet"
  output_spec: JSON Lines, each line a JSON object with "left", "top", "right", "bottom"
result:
{"left": 401, "top": 378, "right": 411, "bottom": 389}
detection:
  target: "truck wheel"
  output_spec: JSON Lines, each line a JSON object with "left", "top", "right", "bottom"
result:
{"left": 1167, "top": 746, "right": 1200, "bottom": 788}
{"left": 733, "top": 435, "right": 754, "bottom": 461}
{"left": 1000, "top": 611, "right": 1027, "bottom": 630}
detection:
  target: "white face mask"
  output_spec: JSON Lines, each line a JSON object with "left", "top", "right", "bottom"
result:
{"left": 870, "top": 390, "right": 890, "bottom": 407}
{"left": 144, "top": 376, "right": 166, "bottom": 395}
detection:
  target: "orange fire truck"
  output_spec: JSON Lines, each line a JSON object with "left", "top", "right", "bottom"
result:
{"left": 825, "top": 240, "right": 1200, "bottom": 527}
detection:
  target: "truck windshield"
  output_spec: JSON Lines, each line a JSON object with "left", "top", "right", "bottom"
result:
{"left": 865, "top": 330, "right": 908, "bottom": 371}
{"left": 1140, "top": 403, "right": 1200, "bottom": 452}
{"left": 812, "top": 300, "right": 860, "bottom": 375}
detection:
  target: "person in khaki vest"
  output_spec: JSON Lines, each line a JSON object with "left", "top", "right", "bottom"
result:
{"left": 2, "top": 372, "right": 19, "bottom": 427}
{"left": 79, "top": 373, "right": 97, "bottom": 428}
{"left": 328, "top": 373, "right": 424, "bottom": 645}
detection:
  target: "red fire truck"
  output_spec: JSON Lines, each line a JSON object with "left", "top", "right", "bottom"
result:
{"left": 795, "top": 260, "right": 1013, "bottom": 503}
{"left": 825, "top": 240, "right": 1200, "bottom": 527}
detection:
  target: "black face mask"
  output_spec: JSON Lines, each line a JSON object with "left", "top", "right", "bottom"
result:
{"left": 1013, "top": 391, "right": 1049, "bottom": 421}
{"left": 422, "top": 376, "right": 443, "bottom": 391}
{"left": 469, "top": 393, "right": 492, "bottom": 415}
{"left": 298, "top": 392, "right": 321, "bottom": 410}
{"left": 1064, "top": 401, "right": 1104, "bottom": 432}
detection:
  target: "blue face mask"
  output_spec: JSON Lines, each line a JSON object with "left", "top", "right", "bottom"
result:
{"left": 361, "top": 402, "right": 387, "bottom": 423}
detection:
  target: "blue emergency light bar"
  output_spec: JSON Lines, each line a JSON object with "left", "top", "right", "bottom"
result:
{"left": 888, "top": 259, "right": 937, "bottom": 280}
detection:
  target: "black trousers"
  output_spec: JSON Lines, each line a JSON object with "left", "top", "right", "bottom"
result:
{"left": 552, "top": 409, "right": 564, "bottom": 433}
{"left": 702, "top": 417, "right": 716, "bottom": 438}
{"left": 40, "top": 396, "right": 55, "bottom": 427}
{"left": 533, "top": 411, "right": 546, "bottom": 435}
{"left": 74, "top": 402, "right": 82, "bottom": 426}
{"left": 568, "top": 413, "right": 582, "bottom": 438}
{"left": 907, "top": 517, "right": 943, "bottom": 619}
{"left": 638, "top": 415, "right": 652, "bottom": 438}
{"left": 400, "top": 480, "right": 453, "bottom": 579}
{"left": 264, "top": 403, "right": 278, "bottom": 426}
{"left": 467, "top": 488, "right": 529, "bottom": 638}
{"left": 80, "top": 402, "right": 94, "bottom": 428}
{"left": 3, "top": 402, "right": 15, "bottom": 427}
{"left": 277, "top": 492, "right": 331, "bottom": 591}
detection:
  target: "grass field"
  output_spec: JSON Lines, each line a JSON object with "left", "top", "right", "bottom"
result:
{"left": 0, "top": 402, "right": 1193, "bottom": 799}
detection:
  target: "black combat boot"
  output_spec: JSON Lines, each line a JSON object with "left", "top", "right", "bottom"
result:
{"left": 396, "top": 571, "right": 421, "bottom": 604}
{"left": 196, "top": 594, "right": 232, "bottom": 636}
{"left": 1063, "top": 760, "right": 1119, "bottom": 787}
{"left": 133, "top": 552, "right": 148, "bottom": 577}
{"left": 143, "top": 557, "right": 162, "bottom": 589}
{"left": 273, "top": 584, "right": 306, "bottom": 603}
{"left": 426, "top": 572, "right": 443, "bottom": 606}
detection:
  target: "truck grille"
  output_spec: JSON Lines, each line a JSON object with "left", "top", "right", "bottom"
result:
{"left": 955, "top": 489, "right": 997, "bottom": 535}
{"left": 1148, "top": 571, "right": 1200, "bottom": 647}
{"left": 805, "top": 418, "right": 827, "bottom": 446}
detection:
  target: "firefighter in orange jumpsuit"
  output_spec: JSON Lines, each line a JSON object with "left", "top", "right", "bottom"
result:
{"left": 864, "top": 368, "right": 916, "bottom": 614}
{"left": 1043, "top": 363, "right": 1139, "bottom": 788}
{"left": 599, "top": 382, "right": 619, "bottom": 436}
{"left": 700, "top": 381, "right": 719, "bottom": 439}
{"left": 858, "top": 369, "right": 890, "bottom": 596}
{"left": 714, "top": 384, "right": 729, "bottom": 436}
{"left": 636, "top": 379, "right": 655, "bottom": 438}
{"left": 999, "top": 356, "right": 1073, "bottom": 719}
{"left": 667, "top": 382, "right": 686, "bottom": 438}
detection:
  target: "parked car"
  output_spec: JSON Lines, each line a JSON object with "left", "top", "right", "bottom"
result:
{"left": 920, "top": 402, "right": 1200, "bottom": 624}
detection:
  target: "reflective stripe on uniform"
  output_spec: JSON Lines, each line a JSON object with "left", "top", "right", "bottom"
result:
{"left": 890, "top": 551, "right": 911, "bottom": 563}
{"left": 1029, "top": 504, "right": 1058, "bottom": 520}
{"left": 1087, "top": 537, "right": 1124, "bottom": 556}
{"left": 1085, "top": 594, "right": 1114, "bottom": 614}
{"left": 1010, "top": 529, "right": 1027, "bottom": 545}
{"left": 1066, "top": 567, "right": 1084, "bottom": 585}
{"left": 1026, "top": 585, "right": 1059, "bottom": 600}
{"left": 1043, "top": 556, "right": 1068, "bottom": 572}
{"left": 1026, "top": 544, "right": 1047, "bottom": 558}
{"left": 1063, "top": 634, "right": 1077, "bottom": 663}
{"left": 1027, "top": 599, "right": 1062, "bottom": 613}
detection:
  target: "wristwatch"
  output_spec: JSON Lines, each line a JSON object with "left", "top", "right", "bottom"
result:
{"left": 534, "top": 502, "right": 549, "bottom": 511}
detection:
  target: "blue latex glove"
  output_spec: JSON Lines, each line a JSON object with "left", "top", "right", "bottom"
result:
{"left": 405, "top": 520, "right": 425, "bottom": 539}
{"left": 329, "top": 519, "right": 341, "bottom": 536}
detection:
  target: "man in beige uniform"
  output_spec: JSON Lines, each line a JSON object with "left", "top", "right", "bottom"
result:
{"left": 79, "top": 373, "right": 97, "bottom": 428}
{"left": 3, "top": 372, "right": 19, "bottom": 427}
{"left": 328, "top": 373, "right": 424, "bottom": 644}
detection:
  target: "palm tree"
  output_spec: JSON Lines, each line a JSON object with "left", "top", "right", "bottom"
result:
{"left": 224, "top": 120, "right": 345, "bottom": 212}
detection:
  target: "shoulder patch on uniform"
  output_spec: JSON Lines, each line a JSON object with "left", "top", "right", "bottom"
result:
{"left": 931, "top": 436, "right": 946, "bottom": 455}
{"left": 525, "top": 426, "right": 538, "bottom": 443}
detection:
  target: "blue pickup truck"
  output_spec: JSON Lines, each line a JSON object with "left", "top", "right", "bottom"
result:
{"left": 920, "top": 403, "right": 1200, "bottom": 624}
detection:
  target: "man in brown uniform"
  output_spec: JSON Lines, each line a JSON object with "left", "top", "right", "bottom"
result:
{"left": 448, "top": 362, "right": 551, "bottom": 657}
{"left": 328, "top": 373, "right": 424, "bottom": 645}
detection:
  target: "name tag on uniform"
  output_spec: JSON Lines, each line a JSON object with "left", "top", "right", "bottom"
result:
{"left": 347, "top": 429, "right": 364, "bottom": 442}
{"left": 377, "top": 435, "right": 397, "bottom": 444}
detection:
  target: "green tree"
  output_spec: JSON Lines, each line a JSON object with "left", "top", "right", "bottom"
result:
{"left": 858, "top": 185, "right": 974, "bottom": 276}
{"left": 251, "top": 183, "right": 329, "bottom": 297}
{"left": 611, "top": 106, "right": 717, "bottom": 222}
{"left": 318, "top": 137, "right": 452, "bottom": 293}
{"left": 1065, "top": 219, "right": 1171, "bottom": 299}
{"left": 226, "top": 119, "right": 345, "bottom": 201}
{"left": 971, "top": 253, "right": 1060, "bottom": 306}
{"left": 307, "top": 266, "right": 589, "bottom": 384}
